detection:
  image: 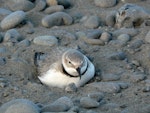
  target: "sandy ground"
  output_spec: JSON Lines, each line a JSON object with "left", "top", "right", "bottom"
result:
{"left": 0, "top": 0, "right": 150, "bottom": 113}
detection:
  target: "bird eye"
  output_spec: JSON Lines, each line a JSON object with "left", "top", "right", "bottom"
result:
{"left": 68, "top": 61, "right": 71, "bottom": 64}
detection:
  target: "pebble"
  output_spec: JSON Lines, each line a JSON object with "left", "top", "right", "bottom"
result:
{"left": 80, "top": 97, "right": 99, "bottom": 108}
{"left": 33, "top": 35, "right": 58, "bottom": 46}
{"left": 145, "top": 30, "right": 150, "bottom": 43}
{"left": 112, "top": 28, "right": 138, "bottom": 37}
{"left": 128, "top": 39, "right": 143, "bottom": 49}
{"left": 4, "top": 29, "right": 22, "bottom": 43}
{"left": 84, "top": 16, "right": 100, "bottom": 29}
{"left": 100, "top": 103, "right": 119, "bottom": 111}
{"left": 44, "top": 5, "right": 64, "bottom": 14}
{"left": 41, "top": 12, "right": 73, "bottom": 28}
{"left": 88, "top": 92, "right": 104, "bottom": 102}
{"left": 106, "top": 11, "right": 116, "bottom": 27}
{"left": 100, "top": 32, "right": 112, "bottom": 42}
{"left": 87, "top": 29, "right": 102, "bottom": 39}
{"left": 130, "top": 72, "right": 146, "bottom": 82}
{"left": 0, "top": 11, "right": 26, "bottom": 30}
{"left": 0, "top": 99, "right": 39, "bottom": 113}
{"left": 0, "top": 8, "right": 12, "bottom": 16}
{"left": 35, "top": 0, "right": 46, "bottom": 11}
{"left": 117, "top": 82, "right": 129, "bottom": 89}
{"left": 65, "top": 83, "right": 77, "bottom": 92}
{"left": 46, "top": 0, "right": 58, "bottom": 6}
{"left": 18, "top": 39, "right": 30, "bottom": 47}
{"left": 53, "top": 96, "right": 74, "bottom": 109}
{"left": 41, "top": 103, "right": 68, "bottom": 112}
{"left": 87, "top": 82, "right": 121, "bottom": 93}
{"left": 117, "top": 34, "right": 130, "bottom": 43}
{"left": 101, "top": 73, "right": 120, "bottom": 81}
{"left": 10, "top": 0, "right": 35, "bottom": 11}
{"left": 0, "top": 57, "right": 6, "bottom": 65}
{"left": 68, "top": 106, "right": 79, "bottom": 113}
{"left": 108, "top": 51, "right": 126, "bottom": 60}
{"left": 0, "top": 82, "right": 7, "bottom": 88}
{"left": 57, "top": 0, "right": 72, "bottom": 9}
{"left": 94, "top": 0, "right": 117, "bottom": 8}
{"left": 121, "top": 0, "right": 142, "bottom": 3}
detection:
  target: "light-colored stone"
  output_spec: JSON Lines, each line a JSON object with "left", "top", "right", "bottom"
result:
{"left": 94, "top": 0, "right": 117, "bottom": 8}
{"left": 0, "top": 8, "right": 12, "bottom": 16}
{"left": 42, "top": 12, "right": 72, "bottom": 28}
{"left": 35, "top": 0, "right": 47, "bottom": 11}
{"left": 130, "top": 72, "right": 146, "bottom": 82}
{"left": 46, "top": 0, "right": 58, "bottom": 6}
{"left": 87, "top": 82, "right": 121, "bottom": 93}
{"left": 84, "top": 16, "right": 100, "bottom": 28}
{"left": 0, "top": 99, "right": 39, "bottom": 113}
{"left": 117, "top": 34, "right": 130, "bottom": 43}
{"left": 145, "top": 31, "right": 150, "bottom": 43}
{"left": 101, "top": 73, "right": 120, "bottom": 81}
{"left": 44, "top": 5, "right": 64, "bottom": 14}
{"left": 0, "top": 11, "right": 26, "bottom": 30}
{"left": 100, "top": 32, "right": 112, "bottom": 42}
{"left": 33, "top": 35, "right": 58, "bottom": 46}
{"left": 88, "top": 92, "right": 104, "bottom": 102}
{"left": 80, "top": 97, "right": 99, "bottom": 108}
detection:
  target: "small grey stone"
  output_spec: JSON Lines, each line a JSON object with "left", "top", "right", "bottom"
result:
{"left": 117, "top": 34, "right": 130, "bottom": 43}
{"left": 44, "top": 5, "right": 64, "bottom": 14}
{"left": 112, "top": 28, "right": 138, "bottom": 37}
{"left": 0, "top": 99, "right": 39, "bottom": 113}
{"left": 0, "top": 8, "right": 12, "bottom": 16}
{"left": 117, "top": 82, "right": 129, "bottom": 89}
{"left": 4, "top": 29, "right": 22, "bottom": 43}
{"left": 108, "top": 51, "right": 126, "bottom": 60}
{"left": 0, "top": 82, "right": 7, "bottom": 88}
{"left": 100, "top": 103, "right": 119, "bottom": 111}
{"left": 121, "top": 0, "right": 142, "bottom": 3}
{"left": 106, "top": 11, "right": 116, "bottom": 26}
{"left": 0, "top": 57, "right": 6, "bottom": 65}
{"left": 128, "top": 39, "right": 143, "bottom": 49}
{"left": 88, "top": 92, "right": 104, "bottom": 102}
{"left": 10, "top": 0, "right": 35, "bottom": 11}
{"left": 18, "top": 39, "right": 30, "bottom": 47}
{"left": 68, "top": 106, "right": 79, "bottom": 113}
{"left": 33, "top": 35, "right": 58, "bottom": 46}
{"left": 41, "top": 103, "right": 68, "bottom": 112}
{"left": 130, "top": 72, "right": 146, "bottom": 82}
{"left": 0, "top": 33, "right": 3, "bottom": 43}
{"left": 35, "top": 0, "right": 46, "bottom": 11}
{"left": 53, "top": 96, "right": 74, "bottom": 109}
{"left": 87, "top": 29, "right": 102, "bottom": 39}
{"left": 94, "top": 0, "right": 117, "bottom": 8}
{"left": 87, "top": 82, "right": 121, "bottom": 93}
{"left": 42, "top": 12, "right": 72, "bottom": 28}
{"left": 100, "top": 32, "right": 112, "bottom": 42}
{"left": 0, "top": 11, "right": 26, "bottom": 30}
{"left": 109, "top": 40, "right": 127, "bottom": 47}
{"left": 145, "top": 30, "right": 150, "bottom": 43}
{"left": 80, "top": 97, "right": 99, "bottom": 108}
{"left": 0, "top": 48, "right": 7, "bottom": 54}
{"left": 84, "top": 16, "right": 100, "bottom": 28}
{"left": 101, "top": 73, "right": 120, "bottom": 81}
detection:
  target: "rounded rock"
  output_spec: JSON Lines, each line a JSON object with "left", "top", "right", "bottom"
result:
{"left": 4, "top": 29, "right": 22, "bottom": 42}
{"left": 94, "top": 0, "right": 117, "bottom": 8}
{"left": 0, "top": 8, "right": 12, "bottom": 16}
{"left": 84, "top": 16, "right": 100, "bottom": 29}
{"left": 106, "top": 11, "right": 116, "bottom": 26}
{"left": 80, "top": 97, "right": 99, "bottom": 108}
{"left": 33, "top": 35, "right": 58, "bottom": 46}
{"left": 41, "top": 12, "right": 73, "bottom": 28}
{"left": 35, "top": 0, "right": 47, "bottom": 11}
{"left": 44, "top": 5, "right": 64, "bottom": 14}
{"left": 53, "top": 96, "right": 74, "bottom": 109}
{"left": 117, "top": 34, "right": 130, "bottom": 43}
{"left": 108, "top": 51, "right": 126, "bottom": 60}
{"left": 0, "top": 11, "right": 26, "bottom": 30}
{"left": 0, "top": 99, "right": 39, "bottom": 113}
{"left": 100, "top": 32, "right": 112, "bottom": 42}
{"left": 88, "top": 92, "right": 104, "bottom": 102}
{"left": 10, "top": 0, "right": 35, "bottom": 11}
{"left": 46, "top": 0, "right": 58, "bottom": 6}
{"left": 57, "top": 0, "right": 72, "bottom": 9}
{"left": 101, "top": 73, "right": 120, "bottom": 81}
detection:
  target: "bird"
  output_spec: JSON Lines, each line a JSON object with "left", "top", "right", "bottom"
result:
{"left": 34, "top": 48, "right": 95, "bottom": 88}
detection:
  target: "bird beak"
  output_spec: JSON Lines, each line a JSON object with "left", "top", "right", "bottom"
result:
{"left": 76, "top": 67, "right": 81, "bottom": 79}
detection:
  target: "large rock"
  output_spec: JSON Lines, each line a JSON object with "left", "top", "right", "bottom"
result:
{"left": 42, "top": 12, "right": 73, "bottom": 28}
{"left": 0, "top": 11, "right": 26, "bottom": 30}
{"left": 0, "top": 99, "right": 39, "bottom": 113}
